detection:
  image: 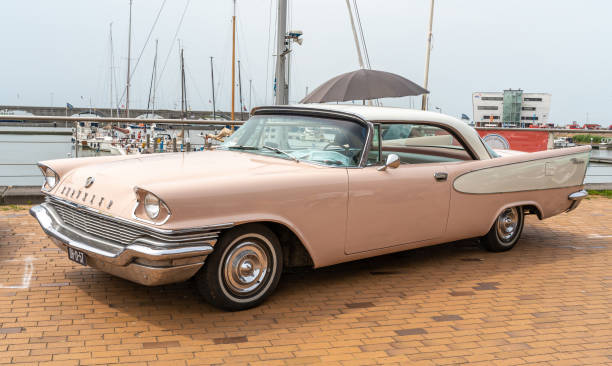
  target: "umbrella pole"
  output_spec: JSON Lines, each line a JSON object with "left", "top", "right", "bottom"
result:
{"left": 421, "top": 0, "right": 435, "bottom": 111}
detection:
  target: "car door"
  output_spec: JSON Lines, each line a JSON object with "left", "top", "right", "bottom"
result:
{"left": 344, "top": 122, "right": 472, "bottom": 254}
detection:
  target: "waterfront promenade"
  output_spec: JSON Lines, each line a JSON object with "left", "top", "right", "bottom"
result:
{"left": 0, "top": 198, "right": 610, "bottom": 365}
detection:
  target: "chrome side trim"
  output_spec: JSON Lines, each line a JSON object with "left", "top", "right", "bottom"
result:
{"left": 45, "top": 194, "right": 234, "bottom": 235}
{"left": 566, "top": 189, "right": 588, "bottom": 213}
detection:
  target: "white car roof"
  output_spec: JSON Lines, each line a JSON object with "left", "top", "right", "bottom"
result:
{"left": 293, "top": 104, "right": 491, "bottom": 160}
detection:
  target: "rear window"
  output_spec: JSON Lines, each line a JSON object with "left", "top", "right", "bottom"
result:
{"left": 480, "top": 138, "right": 501, "bottom": 158}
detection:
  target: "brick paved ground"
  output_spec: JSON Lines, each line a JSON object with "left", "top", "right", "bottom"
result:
{"left": 0, "top": 198, "right": 610, "bottom": 366}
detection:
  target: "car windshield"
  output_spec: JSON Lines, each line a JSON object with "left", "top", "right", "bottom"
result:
{"left": 219, "top": 114, "right": 368, "bottom": 167}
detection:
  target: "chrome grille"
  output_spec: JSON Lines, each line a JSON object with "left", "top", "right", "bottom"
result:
{"left": 47, "top": 198, "right": 228, "bottom": 247}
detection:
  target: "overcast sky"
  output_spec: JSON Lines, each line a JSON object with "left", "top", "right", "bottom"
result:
{"left": 2, "top": 0, "right": 611, "bottom": 124}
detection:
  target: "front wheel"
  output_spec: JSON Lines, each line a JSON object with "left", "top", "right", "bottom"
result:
{"left": 481, "top": 206, "right": 524, "bottom": 252}
{"left": 196, "top": 224, "right": 283, "bottom": 311}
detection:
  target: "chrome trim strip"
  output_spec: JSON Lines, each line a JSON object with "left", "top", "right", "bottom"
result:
{"left": 45, "top": 194, "right": 234, "bottom": 235}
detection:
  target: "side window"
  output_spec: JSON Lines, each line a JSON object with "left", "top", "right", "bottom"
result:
{"left": 368, "top": 123, "right": 472, "bottom": 165}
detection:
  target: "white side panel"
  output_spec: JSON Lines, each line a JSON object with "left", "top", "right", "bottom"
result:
{"left": 453, "top": 151, "right": 589, "bottom": 194}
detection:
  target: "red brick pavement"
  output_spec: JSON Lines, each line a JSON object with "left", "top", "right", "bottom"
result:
{"left": 0, "top": 198, "right": 610, "bottom": 365}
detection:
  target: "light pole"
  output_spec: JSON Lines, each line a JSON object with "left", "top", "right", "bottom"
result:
{"left": 434, "top": 106, "right": 442, "bottom": 114}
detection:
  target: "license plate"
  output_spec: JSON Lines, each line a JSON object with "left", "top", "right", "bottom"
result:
{"left": 67, "top": 247, "right": 87, "bottom": 266}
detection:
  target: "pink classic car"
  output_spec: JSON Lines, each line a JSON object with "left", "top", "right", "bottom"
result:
{"left": 31, "top": 105, "right": 590, "bottom": 310}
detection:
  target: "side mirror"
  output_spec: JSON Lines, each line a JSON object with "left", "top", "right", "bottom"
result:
{"left": 377, "top": 154, "right": 400, "bottom": 171}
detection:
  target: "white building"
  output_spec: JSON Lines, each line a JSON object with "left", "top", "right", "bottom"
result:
{"left": 472, "top": 90, "right": 551, "bottom": 127}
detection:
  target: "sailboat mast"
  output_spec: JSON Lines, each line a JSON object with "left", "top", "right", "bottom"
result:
{"left": 180, "top": 48, "right": 186, "bottom": 146}
{"left": 210, "top": 56, "right": 216, "bottom": 120}
{"left": 109, "top": 23, "right": 114, "bottom": 118}
{"left": 345, "top": 0, "right": 365, "bottom": 70}
{"left": 421, "top": 0, "right": 435, "bottom": 111}
{"left": 181, "top": 49, "right": 186, "bottom": 119}
{"left": 146, "top": 39, "right": 159, "bottom": 115}
{"left": 274, "top": 0, "right": 287, "bottom": 105}
{"left": 152, "top": 39, "right": 158, "bottom": 115}
{"left": 126, "top": 0, "right": 133, "bottom": 118}
{"left": 345, "top": 0, "right": 372, "bottom": 106}
{"left": 238, "top": 59, "right": 244, "bottom": 120}
{"left": 231, "top": 0, "right": 236, "bottom": 121}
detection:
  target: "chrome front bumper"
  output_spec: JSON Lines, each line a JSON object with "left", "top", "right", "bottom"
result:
{"left": 566, "top": 189, "right": 588, "bottom": 213}
{"left": 30, "top": 203, "right": 217, "bottom": 286}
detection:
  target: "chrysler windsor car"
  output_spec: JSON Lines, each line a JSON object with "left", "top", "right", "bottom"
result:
{"left": 31, "top": 105, "right": 590, "bottom": 310}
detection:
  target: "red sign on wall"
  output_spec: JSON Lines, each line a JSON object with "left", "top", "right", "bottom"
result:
{"left": 476, "top": 129, "right": 549, "bottom": 152}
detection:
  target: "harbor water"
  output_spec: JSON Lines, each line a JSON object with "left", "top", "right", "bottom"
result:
{"left": 0, "top": 126, "right": 215, "bottom": 186}
{"left": 1, "top": 126, "right": 611, "bottom": 186}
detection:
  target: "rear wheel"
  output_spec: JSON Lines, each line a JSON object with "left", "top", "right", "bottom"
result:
{"left": 196, "top": 224, "right": 283, "bottom": 311}
{"left": 481, "top": 206, "right": 524, "bottom": 252}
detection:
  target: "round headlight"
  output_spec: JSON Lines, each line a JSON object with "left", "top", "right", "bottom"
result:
{"left": 41, "top": 166, "right": 58, "bottom": 190}
{"left": 144, "top": 193, "right": 160, "bottom": 219}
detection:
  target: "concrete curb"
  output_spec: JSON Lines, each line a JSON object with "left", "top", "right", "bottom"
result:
{"left": 0, "top": 186, "right": 45, "bottom": 205}
{"left": 585, "top": 183, "right": 612, "bottom": 190}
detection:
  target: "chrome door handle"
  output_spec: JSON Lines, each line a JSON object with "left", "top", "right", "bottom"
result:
{"left": 434, "top": 172, "right": 448, "bottom": 181}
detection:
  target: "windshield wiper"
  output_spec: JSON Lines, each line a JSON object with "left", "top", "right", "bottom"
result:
{"left": 262, "top": 145, "right": 299, "bottom": 162}
{"left": 226, "top": 145, "right": 259, "bottom": 150}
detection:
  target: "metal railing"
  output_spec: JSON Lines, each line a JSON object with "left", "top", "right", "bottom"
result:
{"left": 0, "top": 114, "right": 244, "bottom": 125}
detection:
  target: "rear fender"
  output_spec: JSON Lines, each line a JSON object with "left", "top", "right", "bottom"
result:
{"left": 453, "top": 146, "right": 590, "bottom": 195}
{"left": 443, "top": 145, "right": 590, "bottom": 241}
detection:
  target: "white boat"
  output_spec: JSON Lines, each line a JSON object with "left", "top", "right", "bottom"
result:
{"left": 554, "top": 137, "right": 576, "bottom": 148}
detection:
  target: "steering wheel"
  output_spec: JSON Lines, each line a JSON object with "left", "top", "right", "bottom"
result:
{"left": 323, "top": 142, "right": 343, "bottom": 151}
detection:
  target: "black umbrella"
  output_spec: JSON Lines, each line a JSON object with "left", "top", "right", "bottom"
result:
{"left": 300, "top": 69, "right": 428, "bottom": 104}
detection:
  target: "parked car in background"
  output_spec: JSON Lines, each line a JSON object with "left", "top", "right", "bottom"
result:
{"left": 31, "top": 105, "right": 590, "bottom": 310}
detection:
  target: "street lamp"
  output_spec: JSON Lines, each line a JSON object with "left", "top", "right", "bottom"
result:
{"left": 434, "top": 106, "right": 442, "bottom": 114}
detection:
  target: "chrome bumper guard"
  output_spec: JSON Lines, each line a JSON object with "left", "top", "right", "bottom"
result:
{"left": 30, "top": 203, "right": 218, "bottom": 286}
{"left": 566, "top": 189, "right": 588, "bottom": 213}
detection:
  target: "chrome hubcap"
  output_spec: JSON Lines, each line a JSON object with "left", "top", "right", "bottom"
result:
{"left": 223, "top": 241, "right": 270, "bottom": 296}
{"left": 497, "top": 207, "right": 519, "bottom": 242}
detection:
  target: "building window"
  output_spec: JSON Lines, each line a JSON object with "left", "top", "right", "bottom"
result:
{"left": 524, "top": 97, "right": 542, "bottom": 102}
{"left": 521, "top": 116, "right": 539, "bottom": 120}
{"left": 483, "top": 115, "right": 500, "bottom": 120}
{"left": 481, "top": 96, "right": 503, "bottom": 101}
{"left": 522, "top": 106, "right": 536, "bottom": 111}
{"left": 477, "top": 106, "right": 499, "bottom": 110}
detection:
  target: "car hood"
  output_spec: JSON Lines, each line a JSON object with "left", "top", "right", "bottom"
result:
{"left": 49, "top": 150, "right": 321, "bottom": 221}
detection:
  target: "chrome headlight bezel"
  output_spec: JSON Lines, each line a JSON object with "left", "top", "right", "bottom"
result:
{"left": 133, "top": 187, "right": 171, "bottom": 225}
{"left": 39, "top": 165, "right": 59, "bottom": 191}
